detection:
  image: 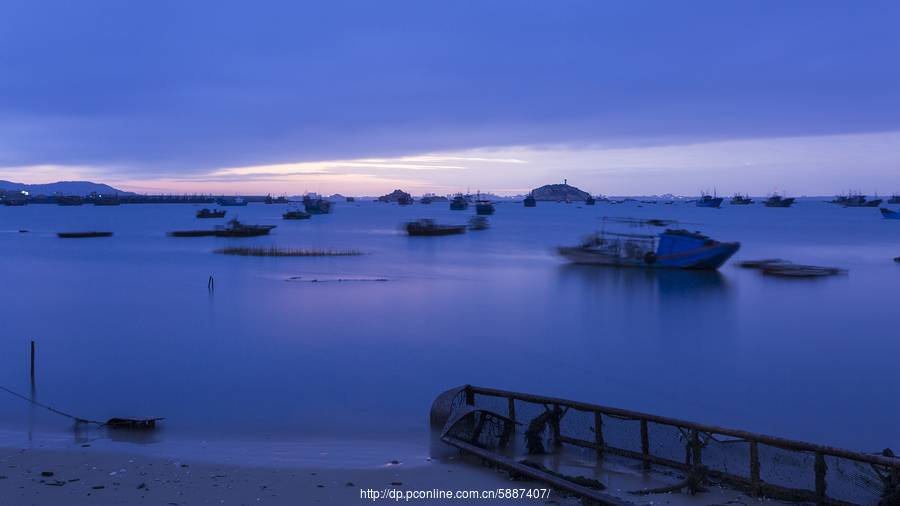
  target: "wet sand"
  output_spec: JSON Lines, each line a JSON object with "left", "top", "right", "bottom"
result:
{"left": 1, "top": 442, "right": 771, "bottom": 505}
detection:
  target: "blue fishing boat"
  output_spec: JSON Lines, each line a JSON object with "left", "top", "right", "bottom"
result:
{"left": 880, "top": 208, "right": 900, "bottom": 219}
{"left": 523, "top": 195, "right": 536, "bottom": 207}
{"left": 585, "top": 196, "right": 596, "bottom": 205}
{"left": 695, "top": 191, "right": 723, "bottom": 208}
{"left": 557, "top": 217, "right": 739, "bottom": 269}
{"left": 217, "top": 197, "right": 248, "bottom": 206}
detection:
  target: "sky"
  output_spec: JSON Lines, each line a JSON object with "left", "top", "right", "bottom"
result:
{"left": 1, "top": 1, "right": 899, "bottom": 197}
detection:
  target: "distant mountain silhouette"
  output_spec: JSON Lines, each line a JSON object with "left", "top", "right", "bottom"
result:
{"left": 0, "top": 180, "right": 133, "bottom": 196}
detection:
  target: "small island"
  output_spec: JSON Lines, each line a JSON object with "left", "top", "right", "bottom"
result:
{"left": 376, "top": 189, "right": 413, "bottom": 203}
{"left": 531, "top": 183, "right": 591, "bottom": 201}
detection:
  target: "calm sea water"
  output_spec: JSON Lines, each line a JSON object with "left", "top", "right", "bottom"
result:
{"left": 1, "top": 199, "right": 898, "bottom": 460}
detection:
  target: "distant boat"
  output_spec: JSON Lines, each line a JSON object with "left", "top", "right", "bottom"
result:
{"left": 169, "top": 218, "right": 275, "bottom": 237}
{"left": 304, "top": 197, "right": 332, "bottom": 214}
{"left": 450, "top": 193, "right": 469, "bottom": 211}
{"left": 3, "top": 199, "right": 27, "bottom": 206}
{"left": 397, "top": 195, "right": 414, "bottom": 206}
{"left": 419, "top": 196, "right": 432, "bottom": 204}
{"left": 557, "top": 217, "right": 739, "bottom": 269}
{"left": 523, "top": 195, "right": 537, "bottom": 207}
{"left": 842, "top": 194, "right": 882, "bottom": 207}
{"left": 695, "top": 191, "right": 723, "bottom": 208}
{"left": 197, "top": 208, "right": 226, "bottom": 218}
{"left": 585, "top": 196, "right": 595, "bottom": 205}
{"left": 346, "top": 197, "right": 355, "bottom": 202}
{"left": 264, "top": 195, "right": 290, "bottom": 204}
{"left": 405, "top": 219, "right": 466, "bottom": 236}
{"left": 888, "top": 194, "right": 900, "bottom": 205}
{"left": 56, "top": 196, "right": 84, "bottom": 206}
{"left": 880, "top": 208, "right": 900, "bottom": 219}
{"left": 283, "top": 207, "right": 311, "bottom": 219}
{"left": 58, "top": 231, "right": 113, "bottom": 238}
{"left": 730, "top": 193, "right": 753, "bottom": 205}
{"left": 475, "top": 194, "right": 495, "bottom": 215}
{"left": 217, "top": 197, "right": 248, "bottom": 206}
{"left": 764, "top": 194, "right": 795, "bottom": 207}
{"left": 93, "top": 195, "right": 121, "bottom": 206}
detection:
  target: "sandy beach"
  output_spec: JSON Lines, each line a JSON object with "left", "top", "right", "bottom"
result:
{"left": 1, "top": 439, "right": 772, "bottom": 505}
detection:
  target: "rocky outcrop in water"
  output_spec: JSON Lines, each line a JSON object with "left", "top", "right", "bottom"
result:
{"left": 377, "top": 189, "right": 412, "bottom": 203}
{"left": 531, "top": 184, "right": 590, "bottom": 201}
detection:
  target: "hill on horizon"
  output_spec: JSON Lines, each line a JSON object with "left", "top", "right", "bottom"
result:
{"left": 0, "top": 180, "right": 134, "bottom": 196}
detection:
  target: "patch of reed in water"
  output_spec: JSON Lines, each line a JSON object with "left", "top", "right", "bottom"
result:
{"left": 213, "top": 246, "right": 364, "bottom": 257}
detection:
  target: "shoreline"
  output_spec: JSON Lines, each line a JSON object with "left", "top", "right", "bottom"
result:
{"left": 0, "top": 435, "right": 771, "bottom": 505}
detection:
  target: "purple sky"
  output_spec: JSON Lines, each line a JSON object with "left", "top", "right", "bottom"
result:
{"left": 1, "top": 1, "right": 898, "bottom": 196}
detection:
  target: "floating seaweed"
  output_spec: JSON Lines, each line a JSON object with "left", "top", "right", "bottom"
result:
{"left": 213, "top": 246, "right": 363, "bottom": 257}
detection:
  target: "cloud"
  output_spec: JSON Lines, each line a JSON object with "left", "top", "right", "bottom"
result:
{"left": 0, "top": 1, "right": 898, "bottom": 181}
{"left": 5, "top": 130, "right": 896, "bottom": 197}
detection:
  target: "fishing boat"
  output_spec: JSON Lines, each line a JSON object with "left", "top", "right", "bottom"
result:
{"left": 92, "top": 195, "right": 121, "bottom": 206}
{"left": 419, "top": 196, "right": 432, "bottom": 204}
{"left": 303, "top": 196, "right": 332, "bottom": 214}
{"left": 397, "top": 195, "right": 414, "bottom": 206}
{"left": 557, "top": 217, "right": 739, "bottom": 269}
{"left": 56, "top": 196, "right": 84, "bottom": 206}
{"left": 2, "top": 199, "right": 27, "bottom": 206}
{"left": 214, "top": 218, "right": 276, "bottom": 237}
{"left": 58, "top": 231, "right": 113, "bottom": 238}
{"left": 585, "top": 196, "right": 595, "bottom": 205}
{"left": 283, "top": 207, "right": 311, "bottom": 219}
{"left": 217, "top": 197, "right": 248, "bottom": 206}
{"left": 730, "top": 193, "right": 753, "bottom": 205}
{"left": 196, "top": 208, "right": 226, "bottom": 218}
{"left": 880, "top": 208, "right": 900, "bottom": 219}
{"left": 449, "top": 193, "right": 469, "bottom": 211}
{"left": 842, "top": 193, "right": 882, "bottom": 207}
{"left": 475, "top": 194, "right": 495, "bottom": 215}
{"left": 405, "top": 219, "right": 466, "bottom": 236}
{"left": 523, "top": 195, "right": 537, "bottom": 207}
{"left": 889, "top": 194, "right": 900, "bottom": 204}
{"left": 695, "top": 191, "right": 723, "bottom": 208}
{"left": 764, "top": 194, "right": 795, "bottom": 207}
{"left": 346, "top": 196, "right": 355, "bottom": 202}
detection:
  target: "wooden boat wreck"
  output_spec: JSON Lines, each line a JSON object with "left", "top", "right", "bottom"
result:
{"left": 432, "top": 384, "right": 900, "bottom": 506}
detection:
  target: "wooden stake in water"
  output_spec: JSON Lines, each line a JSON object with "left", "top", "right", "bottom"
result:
{"left": 208, "top": 276, "right": 214, "bottom": 291}
{"left": 30, "top": 341, "right": 34, "bottom": 379}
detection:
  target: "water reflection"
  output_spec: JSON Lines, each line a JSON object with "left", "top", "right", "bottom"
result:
{"left": 104, "top": 426, "right": 162, "bottom": 445}
{"left": 556, "top": 264, "right": 728, "bottom": 298}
